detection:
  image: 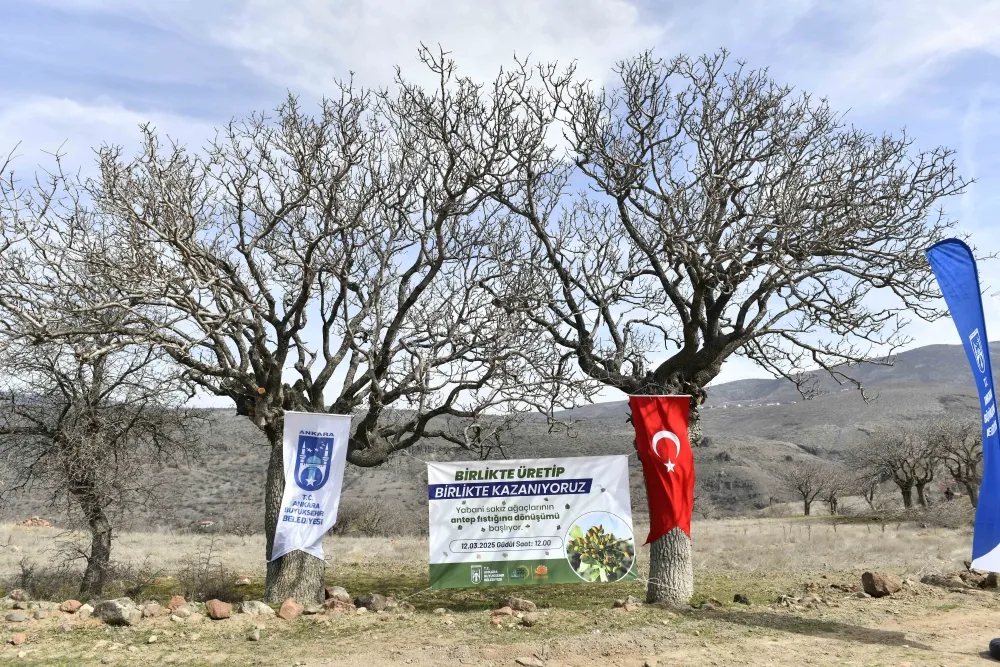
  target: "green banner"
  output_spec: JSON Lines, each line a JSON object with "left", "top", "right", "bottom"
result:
{"left": 426, "top": 456, "right": 637, "bottom": 589}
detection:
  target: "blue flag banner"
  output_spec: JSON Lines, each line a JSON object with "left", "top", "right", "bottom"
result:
{"left": 926, "top": 238, "right": 1000, "bottom": 570}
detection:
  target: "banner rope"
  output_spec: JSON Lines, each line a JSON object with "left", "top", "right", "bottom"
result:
{"left": 396, "top": 585, "right": 434, "bottom": 603}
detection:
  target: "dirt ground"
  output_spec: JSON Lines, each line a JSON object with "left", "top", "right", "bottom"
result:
{"left": 4, "top": 583, "right": 1000, "bottom": 666}
{"left": 2, "top": 517, "right": 996, "bottom": 666}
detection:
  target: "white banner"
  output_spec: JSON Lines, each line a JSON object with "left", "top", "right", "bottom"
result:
{"left": 269, "top": 411, "right": 350, "bottom": 562}
{"left": 427, "top": 456, "right": 636, "bottom": 588}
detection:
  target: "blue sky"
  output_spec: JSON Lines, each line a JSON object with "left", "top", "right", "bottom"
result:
{"left": 3, "top": 0, "right": 1000, "bottom": 387}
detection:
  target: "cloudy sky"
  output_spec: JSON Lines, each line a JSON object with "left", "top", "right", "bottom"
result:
{"left": 3, "top": 0, "right": 1000, "bottom": 386}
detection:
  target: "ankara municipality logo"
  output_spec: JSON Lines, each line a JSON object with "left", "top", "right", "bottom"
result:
{"left": 471, "top": 565, "right": 483, "bottom": 584}
{"left": 971, "top": 328, "right": 987, "bottom": 374}
{"left": 294, "top": 432, "right": 334, "bottom": 490}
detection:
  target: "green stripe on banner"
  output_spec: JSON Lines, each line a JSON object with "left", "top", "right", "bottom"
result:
{"left": 429, "top": 559, "right": 638, "bottom": 589}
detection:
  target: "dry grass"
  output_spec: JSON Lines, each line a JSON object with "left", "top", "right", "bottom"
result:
{"left": 0, "top": 516, "right": 992, "bottom": 667}
{"left": 1, "top": 515, "right": 972, "bottom": 590}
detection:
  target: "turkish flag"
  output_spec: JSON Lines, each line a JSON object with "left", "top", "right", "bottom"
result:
{"left": 629, "top": 395, "right": 695, "bottom": 544}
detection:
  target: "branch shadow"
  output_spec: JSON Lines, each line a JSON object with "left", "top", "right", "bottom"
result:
{"left": 681, "top": 607, "right": 933, "bottom": 651}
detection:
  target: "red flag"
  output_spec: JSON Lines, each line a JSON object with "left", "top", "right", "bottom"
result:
{"left": 629, "top": 395, "right": 695, "bottom": 544}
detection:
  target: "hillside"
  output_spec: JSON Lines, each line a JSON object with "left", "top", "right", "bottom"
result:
{"left": 0, "top": 342, "right": 988, "bottom": 531}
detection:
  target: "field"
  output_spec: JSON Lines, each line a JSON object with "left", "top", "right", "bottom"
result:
{"left": 2, "top": 516, "right": 995, "bottom": 666}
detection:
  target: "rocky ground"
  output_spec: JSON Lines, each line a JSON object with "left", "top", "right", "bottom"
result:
{"left": 0, "top": 517, "right": 990, "bottom": 666}
{"left": 3, "top": 567, "right": 1000, "bottom": 666}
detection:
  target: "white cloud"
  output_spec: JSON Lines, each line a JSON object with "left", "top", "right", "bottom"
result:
{"left": 0, "top": 97, "right": 215, "bottom": 172}
{"left": 216, "top": 0, "right": 665, "bottom": 92}
{"left": 818, "top": 0, "right": 1000, "bottom": 106}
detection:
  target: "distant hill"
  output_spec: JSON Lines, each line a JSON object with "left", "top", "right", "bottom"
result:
{"left": 0, "top": 342, "right": 988, "bottom": 531}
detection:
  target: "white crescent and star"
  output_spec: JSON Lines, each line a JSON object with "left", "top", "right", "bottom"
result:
{"left": 650, "top": 430, "right": 682, "bottom": 473}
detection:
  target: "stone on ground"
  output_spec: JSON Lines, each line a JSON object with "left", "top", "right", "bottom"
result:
{"left": 861, "top": 572, "right": 902, "bottom": 598}
{"left": 60, "top": 600, "right": 82, "bottom": 613}
{"left": 499, "top": 597, "right": 536, "bottom": 612}
{"left": 5, "top": 612, "right": 28, "bottom": 623}
{"left": 520, "top": 612, "right": 540, "bottom": 627}
{"left": 10, "top": 633, "right": 27, "bottom": 646}
{"left": 78, "top": 604, "right": 94, "bottom": 620}
{"left": 239, "top": 600, "right": 275, "bottom": 616}
{"left": 142, "top": 602, "right": 165, "bottom": 618}
{"left": 168, "top": 595, "right": 186, "bottom": 612}
{"left": 353, "top": 594, "right": 388, "bottom": 612}
{"left": 277, "top": 598, "right": 303, "bottom": 621}
{"left": 324, "top": 587, "right": 350, "bottom": 603}
{"left": 205, "top": 600, "right": 232, "bottom": 620}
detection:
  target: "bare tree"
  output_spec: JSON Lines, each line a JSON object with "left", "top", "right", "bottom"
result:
{"left": 928, "top": 418, "right": 981, "bottom": 507}
{"left": 857, "top": 427, "right": 938, "bottom": 509}
{"left": 0, "top": 335, "right": 198, "bottom": 598}
{"left": 486, "top": 50, "right": 967, "bottom": 602}
{"left": 782, "top": 461, "right": 827, "bottom": 516}
{"left": 821, "top": 466, "right": 850, "bottom": 515}
{"left": 0, "top": 48, "right": 592, "bottom": 602}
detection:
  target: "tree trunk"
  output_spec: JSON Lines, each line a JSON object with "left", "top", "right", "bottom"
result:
{"left": 263, "top": 435, "right": 325, "bottom": 603}
{"left": 645, "top": 527, "right": 693, "bottom": 604}
{"left": 643, "top": 400, "right": 698, "bottom": 605}
{"left": 916, "top": 483, "right": 929, "bottom": 508}
{"left": 899, "top": 484, "right": 913, "bottom": 509}
{"left": 79, "top": 506, "right": 112, "bottom": 599}
{"left": 964, "top": 480, "right": 980, "bottom": 508}
{"left": 803, "top": 498, "right": 811, "bottom": 516}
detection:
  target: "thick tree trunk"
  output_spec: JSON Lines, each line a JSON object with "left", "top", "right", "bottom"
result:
{"left": 645, "top": 527, "right": 693, "bottom": 604}
{"left": 802, "top": 499, "right": 811, "bottom": 516}
{"left": 916, "top": 483, "right": 929, "bottom": 508}
{"left": 964, "top": 480, "right": 980, "bottom": 508}
{"left": 644, "top": 399, "right": 698, "bottom": 605}
{"left": 899, "top": 484, "right": 913, "bottom": 509}
{"left": 79, "top": 507, "right": 112, "bottom": 599}
{"left": 263, "top": 435, "right": 325, "bottom": 603}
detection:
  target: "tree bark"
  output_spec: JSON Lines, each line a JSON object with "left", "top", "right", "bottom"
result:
{"left": 899, "top": 484, "right": 913, "bottom": 509}
{"left": 79, "top": 506, "right": 112, "bottom": 599}
{"left": 916, "top": 483, "right": 929, "bottom": 508}
{"left": 263, "top": 434, "right": 325, "bottom": 603}
{"left": 645, "top": 527, "right": 693, "bottom": 604}
{"left": 964, "top": 480, "right": 980, "bottom": 508}
{"left": 803, "top": 499, "right": 811, "bottom": 516}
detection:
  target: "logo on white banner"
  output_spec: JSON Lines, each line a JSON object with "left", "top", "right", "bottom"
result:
{"left": 295, "top": 434, "right": 335, "bottom": 490}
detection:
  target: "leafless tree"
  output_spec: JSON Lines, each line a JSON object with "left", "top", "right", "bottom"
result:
{"left": 782, "top": 461, "right": 827, "bottom": 516}
{"left": 0, "top": 335, "right": 198, "bottom": 598}
{"left": 857, "top": 427, "right": 938, "bottom": 509}
{"left": 821, "top": 466, "right": 851, "bottom": 515}
{"left": 0, "top": 48, "right": 593, "bottom": 602}
{"left": 927, "top": 417, "right": 982, "bottom": 507}
{"left": 485, "top": 50, "right": 967, "bottom": 603}
{"left": 437, "top": 412, "right": 522, "bottom": 461}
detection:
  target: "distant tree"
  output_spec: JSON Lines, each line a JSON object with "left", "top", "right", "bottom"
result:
{"left": 782, "top": 460, "right": 827, "bottom": 516}
{"left": 857, "top": 427, "right": 937, "bottom": 509}
{"left": 487, "top": 49, "right": 967, "bottom": 602}
{"left": 928, "top": 418, "right": 982, "bottom": 507}
{"left": 0, "top": 334, "right": 198, "bottom": 598}
{"left": 821, "top": 467, "right": 850, "bottom": 515}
